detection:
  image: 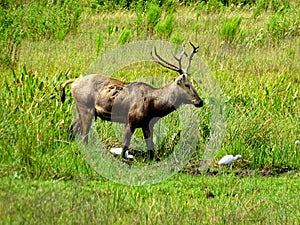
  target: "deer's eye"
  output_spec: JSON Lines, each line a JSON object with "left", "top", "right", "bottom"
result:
{"left": 185, "top": 84, "right": 190, "bottom": 88}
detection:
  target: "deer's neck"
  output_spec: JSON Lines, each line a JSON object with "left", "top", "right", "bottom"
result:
{"left": 154, "top": 82, "right": 183, "bottom": 109}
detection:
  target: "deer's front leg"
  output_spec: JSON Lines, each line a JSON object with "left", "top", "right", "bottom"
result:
{"left": 142, "top": 126, "right": 154, "bottom": 160}
{"left": 122, "top": 123, "right": 135, "bottom": 159}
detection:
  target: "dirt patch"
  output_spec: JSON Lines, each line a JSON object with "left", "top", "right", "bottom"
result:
{"left": 180, "top": 160, "right": 297, "bottom": 177}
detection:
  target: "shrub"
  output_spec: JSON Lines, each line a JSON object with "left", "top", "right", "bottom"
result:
{"left": 154, "top": 13, "right": 174, "bottom": 38}
{"left": 118, "top": 28, "right": 131, "bottom": 44}
{"left": 198, "top": 0, "right": 224, "bottom": 13}
{"left": 170, "top": 32, "right": 184, "bottom": 45}
{"left": 0, "top": 6, "right": 24, "bottom": 66}
{"left": 0, "top": 1, "right": 82, "bottom": 67}
{"left": 219, "top": 17, "right": 242, "bottom": 43}
{"left": 146, "top": 3, "right": 162, "bottom": 35}
{"left": 267, "top": 10, "right": 299, "bottom": 44}
{"left": 255, "top": 0, "right": 290, "bottom": 12}
{"left": 95, "top": 31, "right": 104, "bottom": 55}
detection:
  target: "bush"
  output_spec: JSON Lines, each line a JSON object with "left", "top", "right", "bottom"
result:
{"left": 255, "top": 0, "right": 290, "bottom": 12}
{"left": 267, "top": 10, "right": 299, "bottom": 44}
{"left": 0, "top": 1, "right": 82, "bottom": 67}
{"left": 154, "top": 13, "right": 174, "bottom": 38}
{"left": 0, "top": 6, "right": 24, "bottom": 66}
{"left": 198, "top": 0, "right": 224, "bottom": 13}
{"left": 219, "top": 17, "right": 242, "bottom": 43}
{"left": 146, "top": 3, "right": 162, "bottom": 35}
{"left": 170, "top": 32, "right": 185, "bottom": 45}
{"left": 118, "top": 28, "right": 131, "bottom": 44}
{"left": 92, "top": 0, "right": 183, "bottom": 11}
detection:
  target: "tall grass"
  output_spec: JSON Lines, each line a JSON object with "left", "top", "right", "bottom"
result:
{"left": 0, "top": 67, "right": 94, "bottom": 179}
{"left": 0, "top": 1, "right": 299, "bottom": 180}
{"left": 219, "top": 17, "right": 242, "bottom": 43}
{"left": 0, "top": 0, "right": 82, "bottom": 67}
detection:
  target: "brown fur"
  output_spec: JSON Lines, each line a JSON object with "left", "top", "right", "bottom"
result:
{"left": 61, "top": 43, "right": 203, "bottom": 160}
{"left": 61, "top": 74, "right": 203, "bottom": 160}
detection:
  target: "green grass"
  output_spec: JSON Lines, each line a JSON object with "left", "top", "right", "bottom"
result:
{"left": 1, "top": 1, "right": 300, "bottom": 223}
{"left": 1, "top": 173, "right": 299, "bottom": 224}
{"left": 1, "top": 4, "right": 298, "bottom": 177}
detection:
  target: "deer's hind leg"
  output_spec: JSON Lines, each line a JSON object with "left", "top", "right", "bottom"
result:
{"left": 68, "top": 115, "right": 82, "bottom": 140}
{"left": 75, "top": 103, "right": 95, "bottom": 144}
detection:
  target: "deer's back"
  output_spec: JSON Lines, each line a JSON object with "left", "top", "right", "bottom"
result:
{"left": 72, "top": 75, "right": 156, "bottom": 122}
{"left": 71, "top": 74, "right": 172, "bottom": 124}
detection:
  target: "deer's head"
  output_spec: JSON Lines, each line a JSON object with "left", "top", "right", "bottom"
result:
{"left": 151, "top": 42, "right": 203, "bottom": 108}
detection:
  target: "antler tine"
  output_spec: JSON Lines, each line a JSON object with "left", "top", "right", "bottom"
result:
{"left": 189, "top": 41, "right": 199, "bottom": 53}
{"left": 172, "top": 46, "right": 188, "bottom": 72}
{"left": 184, "top": 41, "right": 199, "bottom": 75}
{"left": 151, "top": 47, "right": 183, "bottom": 74}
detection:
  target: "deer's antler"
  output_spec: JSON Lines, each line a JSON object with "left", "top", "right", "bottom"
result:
{"left": 184, "top": 41, "right": 199, "bottom": 74}
{"left": 150, "top": 47, "right": 184, "bottom": 74}
{"left": 151, "top": 42, "right": 199, "bottom": 76}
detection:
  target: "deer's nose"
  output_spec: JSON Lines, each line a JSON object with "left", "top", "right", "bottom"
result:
{"left": 193, "top": 99, "right": 203, "bottom": 107}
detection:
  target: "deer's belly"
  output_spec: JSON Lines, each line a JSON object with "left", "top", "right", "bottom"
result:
{"left": 95, "top": 104, "right": 128, "bottom": 123}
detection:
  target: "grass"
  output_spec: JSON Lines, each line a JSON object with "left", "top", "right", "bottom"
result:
{"left": 0, "top": 1, "right": 300, "bottom": 223}
{"left": 4, "top": 4, "right": 297, "bottom": 175}
{"left": 1, "top": 173, "right": 299, "bottom": 224}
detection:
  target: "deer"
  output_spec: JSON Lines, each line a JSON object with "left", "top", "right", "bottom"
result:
{"left": 60, "top": 42, "right": 203, "bottom": 160}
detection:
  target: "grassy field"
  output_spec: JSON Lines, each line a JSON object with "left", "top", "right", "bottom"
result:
{"left": 1, "top": 173, "right": 299, "bottom": 224}
{"left": 0, "top": 0, "right": 300, "bottom": 224}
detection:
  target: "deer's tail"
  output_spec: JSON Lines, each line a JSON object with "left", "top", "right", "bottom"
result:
{"left": 60, "top": 79, "right": 76, "bottom": 103}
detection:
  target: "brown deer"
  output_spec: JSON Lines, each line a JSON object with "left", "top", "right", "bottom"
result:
{"left": 61, "top": 42, "right": 203, "bottom": 160}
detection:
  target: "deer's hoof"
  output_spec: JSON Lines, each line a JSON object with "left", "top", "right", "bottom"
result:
{"left": 124, "top": 150, "right": 134, "bottom": 159}
{"left": 148, "top": 150, "right": 154, "bottom": 161}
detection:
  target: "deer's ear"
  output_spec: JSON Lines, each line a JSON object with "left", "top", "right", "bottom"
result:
{"left": 175, "top": 76, "right": 183, "bottom": 84}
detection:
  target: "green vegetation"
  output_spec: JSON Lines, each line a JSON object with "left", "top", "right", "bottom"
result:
{"left": 219, "top": 17, "right": 242, "bottom": 43}
{"left": 0, "top": 0, "right": 82, "bottom": 66}
{"left": 1, "top": 174, "right": 299, "bottom": 224}
{"left": 146, "top": 3, "right": 162, "bottom": 34}
{"left": 118, "top": 28, "right": 131, "bottom": 44}
{"left": 0, "top": 0, "right": 299, "bottom": 223}
{"left": 155, "top": 13, "right": 174, "bottom": 38}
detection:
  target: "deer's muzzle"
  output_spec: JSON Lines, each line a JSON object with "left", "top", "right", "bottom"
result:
{"left": 193, "top": 99, "right": 204, "bottom": 107}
